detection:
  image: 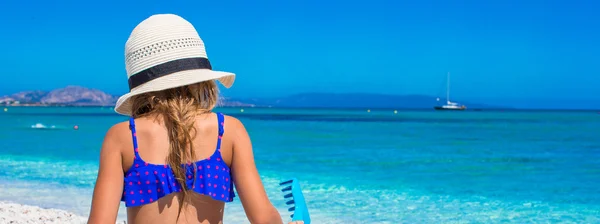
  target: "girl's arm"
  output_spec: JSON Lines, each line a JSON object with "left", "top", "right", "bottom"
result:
{"left": 228, "top": 117, "right": 283, "bottom": 224}
{"left": 88, "top": 124, "right": 127, "bottom": 224}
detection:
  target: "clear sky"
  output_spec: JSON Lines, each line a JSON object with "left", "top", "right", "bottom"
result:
{"left": 0, "top": 0, "right": 598, "bottom": 108}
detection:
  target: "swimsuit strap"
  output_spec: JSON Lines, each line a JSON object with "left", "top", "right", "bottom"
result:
{"left": 129, "top": 117, "right": 141, "bottom": 158}
{"left": 216, "top": 113, "right": 224, "bottom": 150}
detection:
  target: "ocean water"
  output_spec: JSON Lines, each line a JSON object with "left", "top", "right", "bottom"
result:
{"left": 0, "top": 107, "right": 599, "bottom": 223}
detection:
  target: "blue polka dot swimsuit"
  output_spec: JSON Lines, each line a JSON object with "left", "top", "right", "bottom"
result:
{"left": 121, "top": 112, "right": 235, "bottom": 207}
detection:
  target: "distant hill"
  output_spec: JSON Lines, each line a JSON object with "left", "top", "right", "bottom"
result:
{"left": 42, "top": 86, "right": 117, "bottom": 105}
{"left": 231, "top": 93, "right": 505, "bottom": 109}
{"left": 0, "top": 86, "right": 118, "bottom": 106}
{"left": 0, "top": 86, "right": 254, "bottom": 107}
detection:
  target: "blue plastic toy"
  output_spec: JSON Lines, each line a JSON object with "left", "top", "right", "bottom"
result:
{"left": 279, "top": 178, "right": 311, "bottom": 224}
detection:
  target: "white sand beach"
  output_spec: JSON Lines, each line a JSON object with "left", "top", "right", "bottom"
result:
{"left": 0, "top": 201, "right": 126, "bottom": 224}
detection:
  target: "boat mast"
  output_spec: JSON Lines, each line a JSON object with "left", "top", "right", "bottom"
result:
{"left": 446, "top": 72, "right": 450, "bottom": 104}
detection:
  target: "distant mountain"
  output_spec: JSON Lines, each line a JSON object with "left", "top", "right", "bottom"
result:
{"left": 0, "top": 86, "right": 255, "bottom": 107}
{"left": 0, "top": 86, "right": 118, "bottom": 106}
{"left": 230, "top": 93, "right": 505, "bottom": 109}
{"left": 41, "top": 86, "right": 118, "bottom": 105}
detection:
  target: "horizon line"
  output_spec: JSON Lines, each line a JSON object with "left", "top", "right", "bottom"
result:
{"left": 4, "top": 105, "right": 599, "bottom": 112}
{"left": 2, "top": 85, "right": 599, "bottom": 104}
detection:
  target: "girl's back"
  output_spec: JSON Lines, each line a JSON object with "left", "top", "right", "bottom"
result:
{"left": 123, "top": 113, "right": 232, "bottom": 223}
{"left": 89, "top": 111, "right": 284, "bottom": 223}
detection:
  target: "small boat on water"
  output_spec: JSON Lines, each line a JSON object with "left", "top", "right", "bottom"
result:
{"left": 434, "top": 101, "right": 466, "bottom": 110}
{"left": 434, "top": 72, "right": 466, "bottom": 111}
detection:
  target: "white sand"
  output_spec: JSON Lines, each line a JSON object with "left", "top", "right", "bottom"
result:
{"left": 0, "top": 201, "right": 126, "bottom": 224}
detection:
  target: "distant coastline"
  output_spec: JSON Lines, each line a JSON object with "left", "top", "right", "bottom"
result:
{"left": 2, "top": 86, "right": 598, "bottom": 111}
{"left": 0, "top": 86, "right": 116, "bottom": 107}
{"left": 4, "top": 105, "right": 597, "bottom": 113}
{"left": 0, "top": 86, "right": 254, "bottom": 108}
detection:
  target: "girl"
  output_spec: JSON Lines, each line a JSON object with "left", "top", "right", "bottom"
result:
{"left": 88, "top": 14, "right": 300, "bottom": 224}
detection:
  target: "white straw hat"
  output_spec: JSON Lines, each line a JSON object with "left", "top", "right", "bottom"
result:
{"left": 114, "top": 14, "right": 235, "bottom": 116}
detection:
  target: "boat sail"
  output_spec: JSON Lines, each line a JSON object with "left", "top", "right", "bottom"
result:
{"left": 434, "top": 72, "right": 466, "bottom": 110}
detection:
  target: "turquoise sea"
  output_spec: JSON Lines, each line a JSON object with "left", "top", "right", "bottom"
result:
{"left": 0, "top": 107, "right": 599, "bottom": 223}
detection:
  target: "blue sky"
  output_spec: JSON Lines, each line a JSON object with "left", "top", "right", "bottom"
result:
{"left": 0, "top": 0, "right": 598, "bottom": 108}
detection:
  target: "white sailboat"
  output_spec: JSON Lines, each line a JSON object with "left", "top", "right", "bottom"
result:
{"left": 434, "top": 72, "right": 466, "bottom": 110}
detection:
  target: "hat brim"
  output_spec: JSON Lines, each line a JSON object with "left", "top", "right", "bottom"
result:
{"left": 114, "top": 69, "right": 235, "bottom": 116}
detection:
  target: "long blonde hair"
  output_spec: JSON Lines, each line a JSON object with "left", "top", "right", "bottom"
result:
{"left": 130, "top": 80, "right": 219, "bottom": 217}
